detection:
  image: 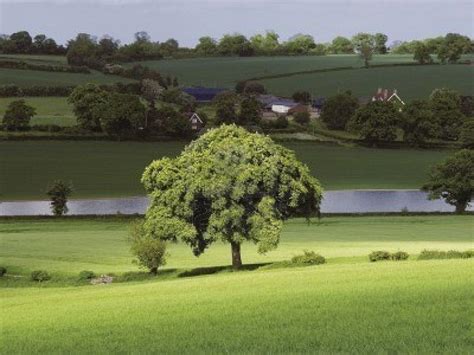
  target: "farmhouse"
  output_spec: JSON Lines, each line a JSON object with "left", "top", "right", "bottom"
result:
{"left": 186, "top": 112, "right": 204, "bottom": 131}
{"left": 258, "top": 95, "right": 298, "bottom": 114}
{"left": 372, "top": 88, "right": 405, "bottom": 105}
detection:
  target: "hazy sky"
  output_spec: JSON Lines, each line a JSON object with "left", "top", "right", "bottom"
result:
{"left": 1, "top": 0, "right": 472, "bottom": 46}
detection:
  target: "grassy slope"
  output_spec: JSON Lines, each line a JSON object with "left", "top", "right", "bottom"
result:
{"left": 1, "top": 216, "right": 471, "bottom": 276}
{"left": 1, "top": 216, "right": 472, "bottom": 353}
{"left": 261, "top": 64, "right": 474, "bottom": 99}
{"left": 130, "top": 54, "right": 417, "bottom": 87}
{"left": 0, "top": 68, "right": 135, "bottom": 87}
{"left": 0, "top": 54, "right": 67, "bottom": 65}
{"left": 0, "top": 97, "right": 75, "bottom": 126}
{"left": 0, "top": 141, "right": 450, "bottom": 200}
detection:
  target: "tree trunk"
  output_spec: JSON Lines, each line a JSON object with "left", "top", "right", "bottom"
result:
{"left": 231, "top": 242, "right": 242, "bottom": 270}
{"left": 455, "top": 201, "right": 467, "bottom": 214}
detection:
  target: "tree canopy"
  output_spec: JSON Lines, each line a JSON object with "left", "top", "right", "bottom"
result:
{"left": 422, "top": 149, "right": 474, "bottom": 213}
{"left": 141, "top": 125, "right": 323, "bottom": 269}
{"left": 320, "top": 91, "right": 359, "bottom": 130}
{"left": 2, "top": 99, "right": 36, "bottom": 131}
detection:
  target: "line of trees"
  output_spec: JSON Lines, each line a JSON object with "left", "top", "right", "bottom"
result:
{"left": 320, "top": 89, "right": 473, "bottom": 146}
{"left": 1, "top": 30, "right": 471, "bottom": 65}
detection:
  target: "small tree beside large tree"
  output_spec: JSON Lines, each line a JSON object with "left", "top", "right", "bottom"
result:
{"left": 141, "top": 125, "right": 322, "bottom": 269}
{"left": 422, "top": 149, "right": 473, "bottom": 214}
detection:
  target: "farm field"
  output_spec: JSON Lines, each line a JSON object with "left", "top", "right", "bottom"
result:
{"left": 0, "top": 97, "right": 74, "bottom": 126}
{"left": 0, "top": 141, "right": 450, "bottom": 200}
{"left": 1, "top": 216, "right": 472, "bottom": 353}
{"left": 0, "top": 68, "right": 135, "bottom": 87}
{"left": 0, "top": 54, "right": 67, "bottom": 65}
{"left": 261, "top": 64, "right": 474, "bottom": 99}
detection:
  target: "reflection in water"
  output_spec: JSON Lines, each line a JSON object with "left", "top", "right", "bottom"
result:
{"left": 1, "top": 190, "right": 471, "bottom": 216}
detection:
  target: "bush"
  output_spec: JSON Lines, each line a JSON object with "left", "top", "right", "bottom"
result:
{"left": 31, "top": 270, "right": 51, "bottom": 282}
{"left": 368, "top": 250, "right": 391, "bottom": 262}
{"left": 391, "top": 251, "right": 409, "bottom": 261}
{"left": 293, "top": 111, "right": 310, "bottom": 125}
{"left": 129, "top": 220, "right": 167, "bottom": 274}
{"left": 418, "top": 249, "right": 473, "bottom": 260}
{"left": 78, "top": 270, "right": 96, "bottom": 280}
{"left": 0, "top": 266, "right": 6, "bottom": 277}
{"left": 291, "top": 250, "right": 326, "bottom": 266}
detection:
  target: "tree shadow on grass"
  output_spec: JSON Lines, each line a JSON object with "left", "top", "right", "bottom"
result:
{"left": 178, "top": 262, "right": 272, "bottom": 278}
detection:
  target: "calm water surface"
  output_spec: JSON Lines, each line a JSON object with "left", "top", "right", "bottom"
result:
{"left": 1, "top": 190, "right": 471, "bottom": 216}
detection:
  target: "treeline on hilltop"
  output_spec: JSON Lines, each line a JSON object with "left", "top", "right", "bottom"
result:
{"left": 1, "top": 30, "right": 472, "bottom": 67}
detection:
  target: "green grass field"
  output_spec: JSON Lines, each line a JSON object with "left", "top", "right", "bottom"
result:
{"left": 0, "top": 68, "right": 135, "bottom": 87}
{"left": 261, "top": 64, "right": 474, "bottom": 99}
{"left": 1, "top": 216, "right": 472, "bottom": 353}
{"left": 0, "top": 141, "right": 450, "bottom": 200}
{"left": 0, "top": 97, "right": 75, "bottom": 126}
{"left": 0, "top": 54, "right": 67, "bottom": 65}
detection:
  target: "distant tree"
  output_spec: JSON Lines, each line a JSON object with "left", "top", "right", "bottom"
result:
{"left": 141, "top": 125, "right": 322, "bottom": 269}
{"left": 141, "top": 79, "right": 163, "bottom": 109}
{"left": 66, "top": 33, "right": 98, "bottom": 66}
{"left": 98, "top": 35, "right": 119, "bottom": 57}
{"left": 460, "top": 118, "right": 474, "bottom": 148}
{"left": 68, "top": 84, "right": 108, "bottom": 131}
{"left": 437, "top": 33, "right": 471, "bottom": 64}
{"left": 429, "top": 88, "right": 465, "bottom": 140}
{"left": 284, "top": 34, "right": 316, "bottom": 54}
{"left": 413, "top": 43, "right": 433, "bottom": 64}
{"left": 294, "top": 111, "right": 310, "bottom": 125}
{"left": 46, "top": 180, "right": 73, "bottom": 216}
{"left": 32, "top": 34, "right": 47, "bottom": 52}
{"left": 94, "top": 93, "right": 146, "bottom": 137}
{"left": 352, "top": 33, "right": 376, "bottom": 67}
{"left": 422, "top": 149, "right": 474, "bottom": 213}
{"left": 243, "top": 81, "right": 266, "bottom": 95}
{"left": 330, "top": 36, "right": 353, "bottom": 54}
{"left": 160, "top": 38, "right": 179, "bottom": 57}
{"left": 129, "top": 220, "right": 167, "bottom": 274}
{"left": 2, "top": 99, "right": 36, "bottom": 131}
{"left": 310, "top": 43, "right": 328, "bottom": 56}
{"left": 348, "top": 101, "right": 401, "bottom": 144}
{"left": 195, "top": 36, "right": 218, "bottom": 55}
{"left": 320, "top": 92, "right": 359, "bottom": 130}
{"left": 239, "top": 95, "right": 262, "bottom": 125}
{"left": 292, "top": 91, "right": 312, "bottom": 104}
{"left": 218, "top": 34, "right": 253, "bottom": 56}
{"left": 213, "top": 91, "right": 238, "bottom": 125}
{"left": 250, "top": 31, "right": 280, "bottom": 54}
{"left": 401, "top": 100, "right": 437, "bottom": 144}
{"left": 154, "top": 104, "right": 191, "bottom": 137}
{"left": 424, "top": 36, "right": 445, "bottom": 53}
{"left": 374, "top": 33, "right": 388, "bottom": 54}
{"left": 9, "top": 31, "right": 32, "bottom": 53}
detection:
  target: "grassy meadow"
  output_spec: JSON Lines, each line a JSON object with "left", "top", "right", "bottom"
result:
{"left": 0, "top": 140, "right": 451, "bottom": 200}
{"left": 0, "top": 68, "right": 135, "bottom": 87}
{"left": 1, "top": 215, "right": 473, "bottom": 353}
{"left": 0, "top": 96, "right": 75, "bottom": 126}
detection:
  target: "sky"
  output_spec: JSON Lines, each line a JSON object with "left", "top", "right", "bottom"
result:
{"left": 0, "top": 0, "right": 472, "bottom": 46}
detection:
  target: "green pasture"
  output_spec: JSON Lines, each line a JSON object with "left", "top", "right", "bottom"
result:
{"left": 1, "top": 216, "right": 472, "bottom": 353}
{"left": 0, "top": 54, "right": 67, "bottom": 65}
{"left": 130, "top": 54, "right": 417, "bottom": 87}
{"left": 0, "top": 96, "right": 75, "bottom": 126}
{"left": 261, "top": 64, "right": 474, "bottom": 99}
{"left": 0, "top": 68, "right": 135, "bottom": 87}
{"left": 0, "top": 141, "right": 450, "bottom": 200}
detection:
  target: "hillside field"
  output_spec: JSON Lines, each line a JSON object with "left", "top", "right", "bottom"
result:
{"left": 0, "top": 141, "right": 451, "bottom": 200}
{"left": 0, "top": 97, "right": 74, "bottom": 126}
{"left": 1, "top": 216, "right": 472, "bottom": 353}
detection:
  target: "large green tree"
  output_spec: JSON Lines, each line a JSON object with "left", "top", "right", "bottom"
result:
{"left": 141, "top": 125, "right": 322, "bottom": 269}
{"left": 348, "top": 101, "right": 401, "bottom": 144}
{"left": 436, "top": 33, "right": 472, "bottom": 64}
{"left": 2, "top": 99, "right": 36, "bottom": 131}
{"left": 422, "top": 149, "right": 474, "bottom": 213}
{"left": 330, "top": 36, "right": 353, "bottom": 54}
{"left": 320, "top": 92, "right": 359, "bottom": 130}
{"left": 352, "top": 33, "right": 375, "bottom": 67}
{"left": 238, "top": 95, "right": 262, "bottom": 125}
{"left": 413, "top": 43, "right": 433, "bottom": 64}
{"left": 401, "top": 100, "right": 437, "bottom": 144}
{"left": 213, "top": 91, "right": 238, "bottom": 125}
{"left": 429, "top": 88, "right": 465, "bottom": 140}
{"left": 374, "top": 33, "right": 388, "bottom": 54}
{"left": 68, "top": 84, "right": 108, "bottom": 131}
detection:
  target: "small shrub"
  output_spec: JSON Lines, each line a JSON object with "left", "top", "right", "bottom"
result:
{"left": 78, "top": 270, "right": 96, "bottom": 280}
{"left": 418, "top": 249, "right": 473, "bottom": 260}
{"left": 391, "top": 251, "right": 409, "bottom": 261}
{"left": 461, "top": 250, "right": 474, "bottom": 258}
{"left": 291, "top": 250, "right": 326, "bottom": 266}
{"left": 369, "top": 250, "right": 391, "bottom": 262}
{"left": 129, "top": 220, "right": 167, "bottom": 274}
{"left": 293, "top": 111, "right": 311, "bottom": 125}
{"left": 0, "top": 266, "right": 6, "bottom": 277}
{"left": 31, "top": 270, "right": 51, "bottom": 282}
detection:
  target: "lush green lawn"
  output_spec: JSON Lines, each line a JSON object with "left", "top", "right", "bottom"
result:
{"left": 0, "top": 68, "right": 135, "bottom": 87}
{"left": 261, "top": 64, "right": 474, "bottom": 99}
{"left": 0, "top": 96, "right": 75, "bottom": 126}
{"left": 0, "top": 141, "right": 450, "bottom": 200}
{"left": 0, "top": 216, "right": 472, "bottom": 353}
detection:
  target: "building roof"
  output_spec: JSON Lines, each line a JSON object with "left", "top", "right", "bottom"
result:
{"left": 372, "top": 88, "right": 405, "bottom": 105}
{"left": 258, "top": 94, "right": 297, "bottom": 109}
{"left": 182, "top": 87, "right": 227, "bottom": 102}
